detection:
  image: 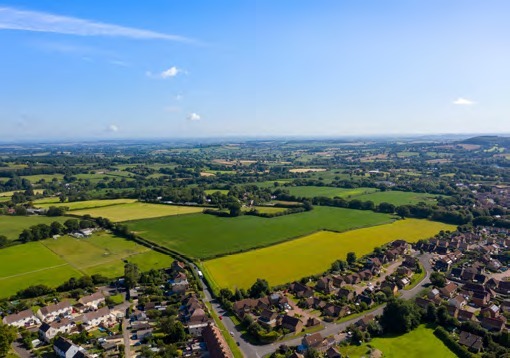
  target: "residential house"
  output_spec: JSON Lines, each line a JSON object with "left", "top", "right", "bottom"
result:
{"left": 458, "top": 310, "right": 477, "bottom": 322}
{"left": 358, "top": 270, "right": 373, "bottom": 281}
{"left": 331, "top": 275, "right": 346, "bottom": 288}
{"left": 39, "top": 318, "right": 75, "bottom": 342}
{"left": 439, "top": 282, "right": 458, "bottom": 298}
{"left": 82, "top": 307, "right": 113, "bottom": 329}
{"left": 397, "top": 277, "right": 411, "bottom": 289}
{"left": 171, "top": 272, "right": 189, "bottom": 293}
{"left": 427, "top": 288, "right": 440, "bottom": 300}
{"left": 281, "top": 315, "right": 303, "bottom": 333}
{"left": 315, "top": 276, "right": 337, "bottom": 294}
{"left": 357, "top": 295, "right": 375, "bottom": 307}
{"left": 37, "top": 301, "right": 72, "bottom": 322}
{"left": 2, "top": 309, "right": 40, "bottom": 327}
{"left": 232, "top": 299, "right": 257, "bottom": 318}
{"left": 77, "top": 292, "right": 105, "bottom": 311}
{"left": 481, "top": 316, "right": 507, "bottom": 332}
{"left": 53, "top": 337, "right": 86, "bottom": 358}
{"left": 202, "top": 323, "right": 233, "bottom": 358}
{"left": 258, "top": 309, "right": 278, "bottom": 328}
{"left": 306, "top": 317, "right": 320, "bottom": 327}
{"left": 447, "top": 306, "right": 459, "bottom": 318}
{"left": 458, "top": 331, "right": 483, "bottom": 353}
{"left": 471, "top": 291, "right": 491, "bottom": 307}
{"left": 402, "top": 255, "right": 418, "bottom": 269}
{"left": 380, "top": 281, "right": 398, "bottom": 296}
{"left": 448, "top": 295, "right": 467, "bottom": 309}
{"left": 323, "top": 304, "right": 349, "bottom": 318}
{"left": 397, "top": 266, "right": 413, "bottom": 277}
{"left": 171, "top": 260, "right": 186, "bottom": 272}
{"left": 325, "top": 347, "right": 342, "bottom": 358}
{"left": 355, "top": 315, "right": 375, "bottom": 330}
{"left": 136, "top": 328, "right": 153, "bottom": 340}
{"left": 289, "top": 282, "right": 314, "bottom": 298}
{"left": 481, "top": 304, "right": 500, "bottom": 318}
{"left": 415, "top": 297, "right": 434, "bottom": 310}
{"left": 303, "top": 332, "right": 323, "bottom": 350}
{"left": 343, "top": 273, "right": 361, "bottom": 285}
{"left": 337, "top": 288, "right": 355, "bottom": 302}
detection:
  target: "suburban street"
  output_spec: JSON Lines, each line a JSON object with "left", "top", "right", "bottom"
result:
{"left": 194, "top": 252, "right": 433, "bottom": 357}
{"left": 122, "top": 318, "right": 132, "bottom": 358}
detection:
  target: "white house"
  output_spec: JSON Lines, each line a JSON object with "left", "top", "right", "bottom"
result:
{"left": 37, "top": 301, "right": 72, "bottom": 322}
{"left": 39, "top": 318, "right": 75, "bottom": 342}
{"left": 53, "top": 337, "right": 85, "bottom": 358}
{"left": 77, "top": 292, "right": 105, "bottom": 311}
{"left": 82, "top": 307, "right": 113, "bottom": 329}
{"left": 2, "top": 309, "right": 40, "bottom": 327}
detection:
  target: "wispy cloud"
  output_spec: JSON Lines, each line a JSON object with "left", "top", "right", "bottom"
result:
{"left": 453, "top": 97, "right": 476, "bottom": 106}
{"left": 146, "top": 66, "right": 183, "bottom": 79}
{"left": 107, "top": 124, "right": 119, "bottom": 132}
{"left": 0, "top": 6, "right": 195, "bottom": 43}
{"left": 187, "top": 113, "right": 201, "bottom": 121}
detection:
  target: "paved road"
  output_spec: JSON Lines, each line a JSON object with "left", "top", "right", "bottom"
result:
{"left": 122, "top": 318, "right": 131, "bottom": 358}
{"left": 11, "top": 338, "right": 32, "bottom": 358}
{"left": 193, "top": 253, "right": 432, "bottom": 358}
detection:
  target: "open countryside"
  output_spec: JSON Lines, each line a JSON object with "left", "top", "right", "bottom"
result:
{"left": 33, "top": 198, "right": 137, "bottom": 210}
{"left": 202, "top": 219, "right": 455, "bottom": 290}
{"left": 70, "top": 202, "right": 204, "bottom": 222}
{"left": 0, "top": 231, "right": 173, "bottom": 297}
{"left": 129, "top": 206, "right": 394, "bottom": 259}
{"left": 0, "top": 215, "right": 68, "bottom": 240}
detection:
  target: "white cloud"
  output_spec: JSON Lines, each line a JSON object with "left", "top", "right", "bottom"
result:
{"left": 0, "top": 6, "right": 195, "bottom": 43}
{"left": 453, "top": 97, "right": 476, "bottom": 106}
{"left": 108, "top": 124, "right": 119, "bottom": 132}
{"left": 161, "top": 66, "right": 180, "bottom": 78}
{"left": 187, "top": 113, "right": 201, "bottom": 121}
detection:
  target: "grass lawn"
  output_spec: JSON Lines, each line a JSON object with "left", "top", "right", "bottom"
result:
{"left": 34, "top": 198, "right": 137, "bottom": 211}
{"left": 0, "top": 231, "right": 174, "bottom": 298}
{"left": 355, "top": 191, "right": 442, "bottom": 206}
{"left": 286, "top": 186, "right": 378, "bottom": 198}
{"left": 0, "top": 215, "right": 68, "bottom": 240}
{"left": 202, "top": 219, "right": 455, "bottom": 290}
{"left": 71, "top": 202, "right": 204, "bottom": 222}
{"left": 339, "top": 325, "right": 455, "bottom": 358}
{"left": 129, "top": 207, "right": 394, "bottom": 259}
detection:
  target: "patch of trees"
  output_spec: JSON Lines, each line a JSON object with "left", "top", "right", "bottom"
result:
{"left": 18, "top": 219, "right": 95, "bottom": 243}
{"left": 16, "top": 284, "right": 55, "bottom": 299}
{"left": 380, "top": 299, "right": 421, "bottom": 334}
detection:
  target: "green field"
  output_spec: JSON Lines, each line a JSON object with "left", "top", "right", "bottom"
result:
{"left": 338, "top": 325, "right": 455, "bottom": 358}
{"left": 286, "top": 186, "right": 378, "bottom": 198}
{"left": 21, "top": 174, "right": 65, "bottom": 183}
{"left": 0, "top": 189, "right": 44, "bottom": 197}
{"left": 34, "top": 198, "right": 137, "bottom": 211}
{"left": 71, "top": 202, "right": 204, "bottom": 222}
{"left": 202, "top": 219, "right": 455, "bottom": 289}
{"left": 356, "top": 191, "right": 441, "bottom": 206}
{"left": 242, "top": 206, "right": 288, "bottom": 213}
{"left": 205, "top": 189, "right": 229, "bottom": 195}
{"left": 0, "top": 232, "right": 174, "bottom": 297}
{"left": 130, "top": 207, "right": 393, "bottom": 259}
{"left": 0, "top": 215, "right": 68, "bottom": 240}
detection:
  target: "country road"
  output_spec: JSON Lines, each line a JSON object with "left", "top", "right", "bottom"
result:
{"left": 193, "top": 252, "right": 433, "bottom": 358}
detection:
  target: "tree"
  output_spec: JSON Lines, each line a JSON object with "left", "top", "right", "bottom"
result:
{"left": 124, "top": 263, "right": 140, "bottom": 289}
{"left": 331, "top": 259, "right": 347, "bottom": 272}
{"left": 347, "top": 252, "right": 357, "bottom": 265}
{"left": 160, "top": 317, "right": 187, "bottom": 343}
{"left": 425, "top": 303, "right": 437, "bottom": 323}
{"left": 0, "top": 235, "right": 8, "bottom": 248}
{"left": 0, "top": 324, "right": 17, "bottom": 357}
{"left": 249, "top": 278, "right": 270, "bottom": 298}
{"left": 380, "top": 299, "right": 421, "bottom": 334}
{"left": 50, "top": 221, "right": 64, "bottom": 236}
{"left": 430, "top": 272, "right": 446, "bottom": 288}
{"left": 396, "top": 206, "right": 410, "bottom": 218}
{"left": 64, "top": 219, "right": 80, "bottom": 232}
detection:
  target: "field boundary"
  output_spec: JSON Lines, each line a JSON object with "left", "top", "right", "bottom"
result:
{"left": 0, "top": 263, "right": 69, "bottom": 281}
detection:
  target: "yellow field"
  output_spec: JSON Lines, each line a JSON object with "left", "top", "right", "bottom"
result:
{"left": 72, "top": 202, "right": 204, "bottom": 222}
{"left": 202, "top": 219, "right": 455, "bottom": 290}
{"left": 0, "top": 189, "right": 44, "bottom": 197}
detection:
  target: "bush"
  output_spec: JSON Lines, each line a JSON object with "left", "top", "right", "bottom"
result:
{"left": 433, "top": 326, "right": 474, "bottom": 358}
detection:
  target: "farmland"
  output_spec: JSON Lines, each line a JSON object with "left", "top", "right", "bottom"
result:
{"left": 338, "top": 325, "right": 455, "bottom": 358}
{"left": 0, "top": 215, "right": 68, "bottom": 240}
{"left": 0, "top": 231, "right": 173, "bottom": 297}
{"left": 354, "top": 190, "right": 441, "bottom": 205}
{"left": 285, "top": 186, "right": 378, "bottom": 198}
{"left": 34, "top": 198, "right": 137, "bottom": 211}
{"left": 130, "top": 207, "right": 394, "bottom": 259}
{"left": 71, "top": 202, "right": 204, "bottom": 222}
{"left": 202, "top": 219, "right": 456, "bottom": 289}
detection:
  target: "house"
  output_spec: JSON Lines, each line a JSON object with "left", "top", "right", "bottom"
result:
{"left": 435, "top": 258, "right": 452, "bottom": 272}
{"left": 458, "top": 331, "right": 483, "bottom": 353}
{"left": 471, "top": 291, "right": 491, "bottom": 307}
{"left": 202, "top": 323, "right": 234, "bottom": 358}
{"left": 171, "top": 272, "right": 189, "bottom": 293}
{"left": 187, "top": 309, "right": 210, "bottom": 338}
{"left": 357, "top": 295, "right": 375, "bottom": 307}
{"left": 325, "top": 347, "right": 342, "bottom": 358}
{"left": 306, "top": 317, "right": 320, "bottom": 327}
{"left": 331, "top": 275, "right": 346, "bottom": 288}
{"left": 232, "top": 298, "right": 257, "bottom": 317}
{"left": 415, "top": 297, "right": 434, "bottom": 310}
{"left": 458, "top": 309, "right": 477, "bottom": 322}
{"left": 448, "top": 295, "right": 467, "bottom": 309}
{"left": 343, "top": 273, "right": 361, "bottom": 285}
{"left": 303, "top": 332, "right": 323, "bottom": 349}
{"left": 397, "top": 277, "right": 411, "bottom": 289}
{"left": 402, "top": 255, "right": 418, "bottom": 268}
{"left": 358, "top": 270, "right": 373, "bottom": 281}
{"left": 380, "top": 281, "right": 398, "bottom": 295}
{"left": 427, "top": 288, "right": 440, "bottom": 300}
{"left": 449, "top": 268, "right": 463, "bottom": 279}
{"left": 171, "top": 260, "right": 186, "bottom": 272}
{"left": 438, "top": 282, "right": 458, "bottom": 298}
{"left": 39, "top": 318, "right": 75, "bottom": 342}
{"left": 447, "top": 306, "right": 459, "bottom": 318}
{"left": 78, "top": 292, "right": 105, "bottom": 311}
{"left": 258, "top": 309, "right": 278, "bottom": 328}
{"left": 355, "top": 314, "right": 374, "bottom": 330}
{"left": 496, "top": 280, "right": 510, "bottom": 295}
{"left": 337, "top": 288, "right": 355, "bottom": 302}
{"left": 397, "top": 266, "right": 414, "bottom": 277}
{"left": 315, "top": 276, "right": 336, "bottom": 294}
{"left": 481, "top": 316, "right": 507, "bottom": 332}
{"left": 323, "top": 304, "right": 349, "bottom": 318}
{"left": 54, "top": 337, "right": 86, "bottom": 358}
{"left": 481, "top": 304, "right": 500, "bottom": 318}
{"left": 281, "top": 315, "right": 303, "bottom": 333}
{"left": 82, "top": 307, "right": 113, "bottom": 329}
{"left": 2, "top": 309, "right": 40, "bottom": 327}
{"left": 136, "top": 328, "right": 154, "bottom": 340}
{"left": 289, "top": 282, "right": 314, "bottom": 298}
{"left": 37, "top": 301, "right": 72, "bottom": 322}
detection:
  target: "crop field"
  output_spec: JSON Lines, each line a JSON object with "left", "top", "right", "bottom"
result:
{"left": 244, "top": 206, "right": 288, "bottom": 214}
{"left": 0, "top": 189, "right": 44, "bottom": 197}
{"left": 129, "top": 207, "right": 393, "bottom": 259}
{"left": 338, "top": 325, "right": 455, "bottom": 358}
{"left": 34, "top": 198, "right": 137, "bottom": 211}
{"left": 286, "top": 186, "right": 378, "bottom": 198}
{"left": 20, "top": 174, "right": 65, "bottom": 183}
{"left": 355, "top": 191, "right": 441, "bottom": 205}
{"left": 0, "top": 215, "right": 68, "bottom": 240}
{"left": 202, "top": 219, "right": 455, "bottom": 289}
{"left": 0, "top": 232, "right": 173, "bottom": 297}
{"left": 71, "top": 202, "right": 204, "bottom": 222}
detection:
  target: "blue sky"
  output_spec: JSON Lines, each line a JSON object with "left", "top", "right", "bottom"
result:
{"left": 1, "top": 1, "right": 509, "bottom": 140}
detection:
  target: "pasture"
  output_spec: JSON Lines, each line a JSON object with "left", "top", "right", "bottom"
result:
{"left": 129, "top": 207, "right": 393, "bottom": 259}
{"left": 338, "top": 325, "right": 455, "bottom": 358}
{"left": 355, "top": 190, "right": 441, "bottom": 206}
{"left": 34, "top": 198, "right": 137, "bottom": 211}
{"left": 0, "top": 231, "right": 173, "bottom": 297}
{"left": 20, "top": 174, "right": 65, "bottom": 183}
{"left": 0, "top": 215, "right": 68, "bottom": 240}
{"left": 71, "top": 202, "right": 204, "bottom": 222}
{"left": 202, "top": 219, "right": 455, "bottom": 289}
{"left": 0, "top": 189, "right": 44, "bottom": 197}
{"left": 286, "top": 186, "right": 378, "bottom": 198}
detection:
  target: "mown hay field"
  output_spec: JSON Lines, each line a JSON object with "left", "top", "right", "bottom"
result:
{"left": 202, "top": 219, "right": 455, "bottom": 290}
{"left": 129, "top": 207, "right": 393, "bottom": 259}
{"left": 0, "top": 215, "right": 68, "bottom": 240}
{"left": 71, "top": 202, "right": 204, "bottom": 222}
{"left": 354, "top": 190, "right": 441, "bottom": 206}
{"left": 34, "top": 198, "right": 137, "bottom": 211}
{"left": 0, "top": 232, "right": 173, "bottom": 297}
{"left": 286, "top": 186, "right": 378, "bottom": 198}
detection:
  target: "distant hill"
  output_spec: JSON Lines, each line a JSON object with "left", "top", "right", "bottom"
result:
{"left": 460, "top": 136, "right": 510, "bottom": 147}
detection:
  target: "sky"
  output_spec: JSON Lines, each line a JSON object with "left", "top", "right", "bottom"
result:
{"left": 0, "top": 0, "right": 510, "bottom": 140}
